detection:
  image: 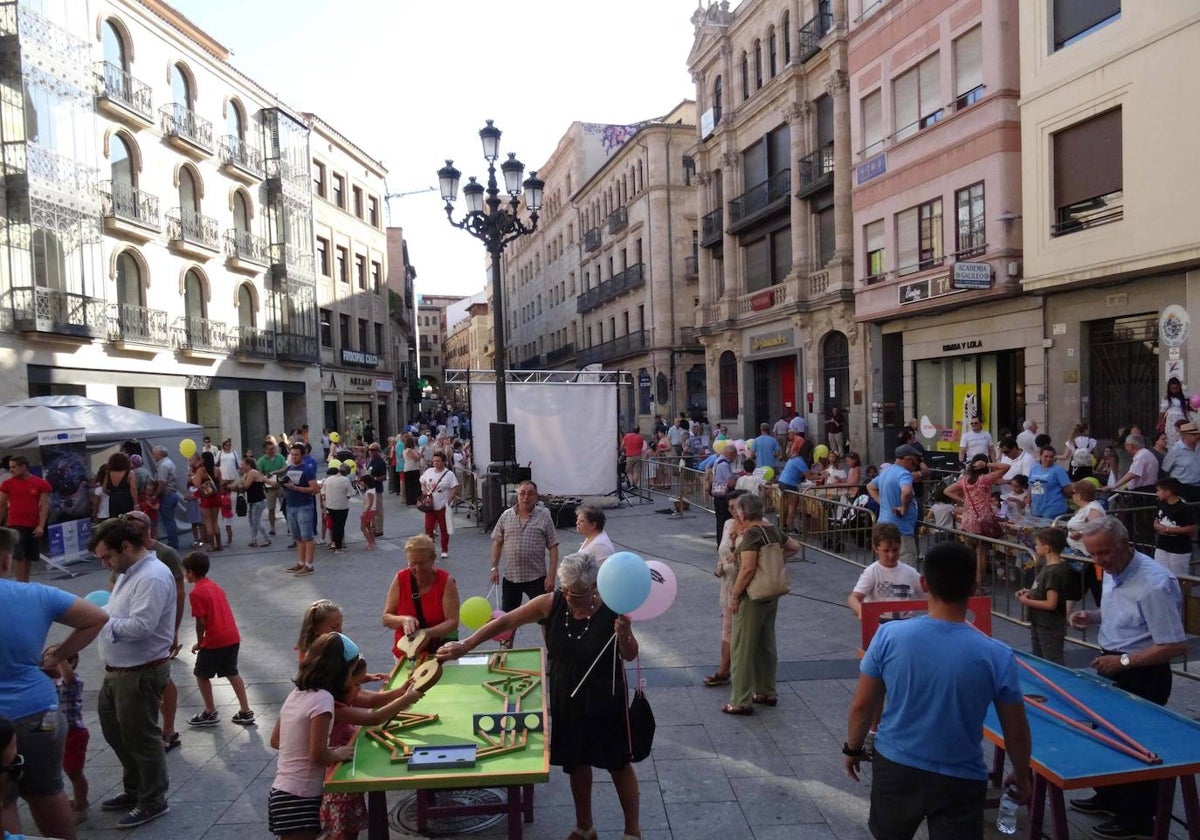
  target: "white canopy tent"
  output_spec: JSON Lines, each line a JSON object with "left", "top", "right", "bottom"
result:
{"left": 0, "top": 396, "right": 203, "bottom": 455}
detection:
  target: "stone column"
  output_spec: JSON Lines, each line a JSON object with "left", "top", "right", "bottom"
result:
{"left": 784, "top": 100, "right": 812, "bottom": 281}
{"left": 720, "top": 149, "right": 741, "bottom": 302}
{"left": 828, "top": 68, "right": 853, "bottom": 262}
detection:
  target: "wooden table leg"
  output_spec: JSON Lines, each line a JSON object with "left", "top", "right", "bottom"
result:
{"left": 367, "top": 790, "right": 389, "bottom": 840}
{"left": 1154, "top": 778, "right": 1177, "bottom": 840}
{"left": 506, "top": 784, "right": 522, "bottom": 840}
{"left": 1047, "top": 782, "right": 1070, "bottom": 840}
{"left": 1027, "top": 775, "right": 1046, "bottom": 840}
{"left": 991, "top": 745, "right": 1007, "bottom": 788}
{"left": 1180, "top": 775, "right": 1200, "bottom": 840}
{"left": 416, "top": 788, "right": 429, "bottom": 833}
{"left": 523, "top": 783, "right": 534, "bottom": 822}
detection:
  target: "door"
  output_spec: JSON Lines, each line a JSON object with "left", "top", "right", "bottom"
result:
{"left": 1087, "top": 315, "right": 1158, "bottom": 440}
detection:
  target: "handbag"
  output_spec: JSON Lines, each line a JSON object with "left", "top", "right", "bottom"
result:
{"left": 198, "top": 478, "right": 218, "bottom": 499}
{"left": 235, "top": 492, "right": 247, "bottom": 517}
{"left": 746, "top": 525, "right": 790, "bottom": 600}
{"left": 625, "top": 656, "right": 655, "bottom": 763}
{"left": 416, "top": 471, "right": 448, "bottom": 513}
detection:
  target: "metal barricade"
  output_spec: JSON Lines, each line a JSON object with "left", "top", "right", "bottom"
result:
{"left": 452, "top": 467, "right": 481, "bottom": 525}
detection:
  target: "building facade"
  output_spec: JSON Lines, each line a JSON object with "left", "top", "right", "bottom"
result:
{"left": 1020, "top": 1, "right": 1200, "bottom": 443}
{"left": 385, "top": 227, "right": 417, "bottom": 424}
{"left": 688, "top": 0, "right": 868, "bottom": 447}
{"left": 310, "top": 116, "right": 391, "bottom": 443}
{"left": 0, "top": 0, "right": 364, "bottom": 450}
{"left": 848, "top": 0, "right": 1026, "bottom": 460}
{"left": 416, "top": 293, "right": 462, "bottom": 403}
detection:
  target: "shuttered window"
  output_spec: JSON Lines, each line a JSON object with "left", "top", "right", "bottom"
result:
{"left": 954, "top": 27, "right": 982, "bottom": 97}
{"left": 895, "top": 54, "right": 941, "bottom": 140}
{"left": 861, "top": 90, "right": 883, "bottom": 153}
{"left": 1053, "top": 108, "right": 1123, "bottom": 233}
{"left": 744, "top": 237, "right": 770, "bottom": 292}
{"left": 1054, "top": 0, "right": 1120, "bottom": 50}
{"left": 896, "top": 208, "right": 919, "bottom": 275}
{"left": 865, "top": 220, "right": 885, "bottom": 278}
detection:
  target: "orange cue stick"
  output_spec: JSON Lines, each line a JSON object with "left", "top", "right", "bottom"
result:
{"left": 1022, "top": 696, "right": 1162, "bottom": 765}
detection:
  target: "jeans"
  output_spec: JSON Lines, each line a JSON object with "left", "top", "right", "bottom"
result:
{"left": 247, "top": 499, "right": 267, "bottom": 544}
{"left": 286, "top": 503, "right": 316, "bottom": 542}
{"left": 98, "top": 662, "right": 170, "bottom": 812}
{"left": 159, "top": 490, "right": 180, "bottom": 550}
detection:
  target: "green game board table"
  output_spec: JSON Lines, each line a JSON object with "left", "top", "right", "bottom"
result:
{"left": 326, "top": 647, "right": 550, "bottom": 840}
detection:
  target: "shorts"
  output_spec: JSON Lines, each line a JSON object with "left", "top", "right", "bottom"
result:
{"left": 194, "top": 642, "right": 240, "bottom": 679}
{"left": 626, "top": 453, "right": 642, "bottom": 467}
{"left": 268, "top": 787, "right": 323, "bottom": 835}
{"left": 63, "top": 726, "right": 89, "bottom": 776}
{"left": 1153, "top": 548, "right": 1190, "bottom": 577}
{"left": 13, "top": 525, "right": 39, "bottom": 563}
{"left": 360, "top": 510, "right": 376, "bottom": 527}
{"left": 4, "top": 709, "right": 66, "bottom": 800}
{"left": 286, "top": 503, "right": 316, "bottom": 542}
{"left": 320, "top": 791, "right": 367, "bottom": 835}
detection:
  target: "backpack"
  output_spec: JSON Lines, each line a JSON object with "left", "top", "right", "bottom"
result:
{"left": 1071, "top": 438, "right": 1096, "bottom": 468}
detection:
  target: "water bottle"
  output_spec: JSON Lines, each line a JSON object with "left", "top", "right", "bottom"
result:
{"left": 996, "top": 786, "right": 1019, "bottom": 835}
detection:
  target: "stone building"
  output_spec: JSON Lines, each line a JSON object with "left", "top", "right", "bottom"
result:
{"left": 688, "top": 0, "right": 867, "bottom": 449}
{"left": 385, "top": 227, "right": 418, "bottom": 424}
{"left": 416, "top": 293, "right": 462, "bottom": 402}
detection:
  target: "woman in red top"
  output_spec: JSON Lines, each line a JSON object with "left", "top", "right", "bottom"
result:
{"left": 191, "top": 452, "right": 223, "bottom": 551}
{"left": 381, "top": 534, "right": 460, "bottom": 658}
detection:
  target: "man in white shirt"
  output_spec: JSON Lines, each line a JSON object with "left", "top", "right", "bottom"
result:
{"left": 1015, "top": 420, "right": 1038, "bottom": 456}
{"left": 772, "top": 413, "right": 791, "bottom": 450}
{"left": 88, "top": 518, "right": 177, "bottom": 828}
{"left": 1113, "top": 434, "right": 1159, "bottom": 491}
{"left": 958, "top": 417, "right": 995, "bottom": 464}
{"left": 788, "top": 411, "right": 808, "bottom": 436}
{"left": 1000, "top": 438, "right": 1034, "bottom": 480}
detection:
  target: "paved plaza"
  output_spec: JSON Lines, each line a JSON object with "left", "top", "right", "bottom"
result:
{"left": 23, "top": 490, "right": 1200, "bottom": 840}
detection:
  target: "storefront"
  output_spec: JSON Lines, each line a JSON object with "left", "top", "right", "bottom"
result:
{"left": 888, "top": 297, "right": 1043, "bottom": 455}
{"left": 742, "top": 325, "right": 801, "bottom": 432}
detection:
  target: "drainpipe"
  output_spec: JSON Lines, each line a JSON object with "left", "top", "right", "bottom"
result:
{"left": 663, "top": 131, "right": 678, "bottom": 421}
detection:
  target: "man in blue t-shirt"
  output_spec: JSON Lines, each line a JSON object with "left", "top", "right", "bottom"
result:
{"left": 844, "top": 542, "right": 1032, "bottom": 839}
{"left": 281, "top": 443, "right": 320, "bottom": 577}
{"left": 868, "top": 445, "right": 921, "bottom": 566}
{"left": 753, "top": 423, "right": 779, "bottom": 472}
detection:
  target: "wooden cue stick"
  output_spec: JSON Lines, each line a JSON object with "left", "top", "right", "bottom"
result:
{"left": 1024, "top": 696, "right": 1162, "bottom": 765}
{"left": 1014, "top": 656, "right": 1157, "bottom": 760}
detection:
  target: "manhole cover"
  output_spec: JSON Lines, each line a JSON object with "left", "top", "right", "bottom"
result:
{"left": 390, "top": 788, "right": 507, "bottom": 836}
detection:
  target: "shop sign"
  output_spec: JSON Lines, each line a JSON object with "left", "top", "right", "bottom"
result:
{"left": 748, "top": 328, "right": 794, "bottom": 354}
{"left": 186, "top": 375, "right": 212, "bottom": 390}
{"left": 375, "top": 379, "right": 394, "bottom": 393}
{"left": 341, "top": 349, "right": 380, "bottom": 367}
{"left": 346, "top": 375, "right": 375, "bottom": 393}
{"left": 941, "top": 339, "right": 983, "bottom": 352}
{"left": 899, "top": 274, "right": 953, "bottom": 306}
{"left": 749, "top": 289, "right": 776, "bottom": 311}
{"left": 1159, "top": 304, "right": 1190, "bottom": 348}
{"left": 952, "top": 261, "right": 992, "bottom": 290}
{"left": 856, "top": 153, "right": 886, "bottom": 185}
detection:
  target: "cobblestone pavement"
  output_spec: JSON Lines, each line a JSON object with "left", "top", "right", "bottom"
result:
{"left": 22, "top": 489, "right": 1200, "bottom": 839}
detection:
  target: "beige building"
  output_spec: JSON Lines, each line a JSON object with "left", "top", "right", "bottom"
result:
{"left": 1020, "top": 2, "right": 1200, "bottom": 442}
{"left": 416, "top": 293, "right": 463, "bottom": 401}
{"left": 688, "top": 0, "right": 867, "bottom": 447}
{"left": 310, "top": 117, "right": 391, "bottom": 441}
{"left": 385, "top": 227, "right": 418, "bottom": 424}
{"left": 500, "top": 105, "right": 704, "bottom": 429}
{"left": 848, "top": 0, "right": 1026, "bottom": 459}
{"left": 0, "top": 0, "right": 322, "bottom": 449}
{"left": 441, "top": 298, "right": 492, "bottom": 407}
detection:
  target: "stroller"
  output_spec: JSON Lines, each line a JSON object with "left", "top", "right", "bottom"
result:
{"left": 827, "top": 493, "right": 873, "bottom": 555}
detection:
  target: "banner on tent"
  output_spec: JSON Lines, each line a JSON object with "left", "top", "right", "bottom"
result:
{"left": 37, "top": 428, "right": 92, "bottom": 563}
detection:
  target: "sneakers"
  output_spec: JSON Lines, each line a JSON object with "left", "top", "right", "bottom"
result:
{"left": 283, "top": 563, "right": 304, "bottom": 573}
{"left": 1090, "top": 820, "right": 1153, "bottom": 840}
{"left": 116, "top": 801, "right": 169, "bottom": 829}
{"left": 440, "top": 552, "right": 449, "bottom": 559}
{"left": 101, "top": 793, "right": 136, "bottom": 812}
{"left": 293, "top": 566, "right": 314, "bottom": 577}
{"left": 188, "top": 710, "right": 218, "bottom": 727}
{"left": 1070, "top": 795, "right": 1117, "bottom": 817}
{"left": 231, "top": 710, "right": 256, "bottom": 726}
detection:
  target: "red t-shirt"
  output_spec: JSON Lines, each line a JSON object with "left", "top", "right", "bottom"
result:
{"left": 392, "top": 567, "right": 451, "bottom": 657}
{"left": 622, "top": 432, "right": 645, "bottom": 457}
{"left": 0, "top": 475, "right": 51, "bottom": 527}
{"left": 189, "top": 576, "right": 241, "bottom": 648}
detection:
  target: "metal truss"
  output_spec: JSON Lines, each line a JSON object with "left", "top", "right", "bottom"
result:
{"left": 445, "top": 368, "right": 632, "bottom": 386}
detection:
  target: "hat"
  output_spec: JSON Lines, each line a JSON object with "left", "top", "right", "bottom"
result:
{"left": 1180, "top": 422, "right": 1200, "bottom": 434}
{"left": 895, "top": 444, "right": 922, "bottom": 461}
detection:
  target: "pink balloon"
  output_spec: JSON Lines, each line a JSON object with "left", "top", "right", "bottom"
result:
{"left": 1190, "top": 393, "right": 1200, "bottom": 411}
{"left": 490, "top": 609, "right": 515, "bottom": 644}
{"left": 627, "top": 560, "right": 678, "bottom": 621}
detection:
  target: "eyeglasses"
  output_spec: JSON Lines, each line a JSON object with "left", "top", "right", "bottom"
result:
{"left": 0, "top": 754, "right": 24, "bottom": 782}
{"left": 561, "top": 588, "right": 593, "bottom": 601}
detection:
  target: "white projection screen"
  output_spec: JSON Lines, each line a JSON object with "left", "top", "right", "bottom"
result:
{"left": 470, "top": 379, "right": 618, "bottom": 496}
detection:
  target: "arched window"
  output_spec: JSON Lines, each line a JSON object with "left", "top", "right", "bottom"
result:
{"left": 741, "top": 51, "right": 750, "bottom": 100}
{"left": 178, "top": 166, "right": 198, "bottom": 212}
{"left": 754, "top": 39, "right": 763, "bottom": 88}
{"left": 713, "top": 74, "right": 723, "bottom": 123}
{"left": 782, "top": 13, "right": 790, "bottom": 64}
{"left": 768, "top": 29, "right": 777, "bottom": 77}
{"left": 184, "top": 268, "right": 205, "bottom": 320}
{"left": 822, "top": 331, "right": 850, "bottom": 418}
{"left": 237, "top": 283, "right": 255, "bottom": 328}
{"left": 110, "top": 134, "right": 134, "bottom": 187}
{"left": 233, "top": 190, "right": 251, "bottom": 236}
{"left": 115, "top": 250, "right": 143, "bottom": 308}
{"left": 102, "top": 20, "right": 127, "bottom": 70}
{"left": 171, "top": 63, "right": 192, "bottom": 110}
{"left": 226, "top": 100, "right": 244, "bottom": 141}
{"left": 656, "top": 371, "right": 669, "bottom": 406}
{"left": 719, "top": 350, "right": 739, "bottom": 419}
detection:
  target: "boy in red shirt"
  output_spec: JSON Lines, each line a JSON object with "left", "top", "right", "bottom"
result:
{"left": 0, "top": 455, "right": 52, "bottom": 581}
{"left": 182, "top": 552, "right": 255, "bottom": 726}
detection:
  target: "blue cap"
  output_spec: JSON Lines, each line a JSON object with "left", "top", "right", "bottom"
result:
{"left": 337, "top": 633, "right": 360, "bottom": 662}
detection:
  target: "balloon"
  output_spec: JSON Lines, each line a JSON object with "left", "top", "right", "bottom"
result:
{"left": 84, "top": 590, "right": 110, "bottom": 607}
{"left": 813, "top": 444, "right": 830, "bottom": 461}
{"left": 762, "top": 466, "right": 775, "bottom": 482}
{"left": 460, "top": 596, "right": 492, "bottom": 631}
{"left": 418, "top": 435, "right": 429, "bottom": 446}
{"left": 745, "top": 438, "right": 755, "bottom": 451}
{"left": 597, "top": 551, "right": 652, "bottom": 615}
{"left": 327, "top": 459, "right": 342, "bottom": 470}
{"left": 179, "top": 439, "right": 196, "bottom": 459}
{"left": 491, "top": 609, "right": 514, "bottom": 644}
{"left": 752, "top": 466, "right": 767, "bottom": 478}
{"left": 714, "top": 436, "right": 727, "bottom": 444}
{"left": 1191, "top": 393, "right": 1200, "bottom": 411}
{"left": 627, "top": 560, "right": 678, "bottom": 621}
{"left": 330, "top": 431, "right": 341, "bottom": 443}
{"left": 1083, "top": 476, "right": 1102, "bottom": 489}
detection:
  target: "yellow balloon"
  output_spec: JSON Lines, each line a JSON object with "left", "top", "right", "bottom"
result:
{"left": 179, "top": 438, "right": 196, "bottom": 458}
{"left": 328, "top": 459, "right": 342, "bottom": 470}
{"left": 329, "top": 431, "right": 341, "bottom": 443}
{"left": 813, "top": 444, "right": 830, "bottom": 461}
{"left": 460, "top": 596, "right": 492, "bottom": 631}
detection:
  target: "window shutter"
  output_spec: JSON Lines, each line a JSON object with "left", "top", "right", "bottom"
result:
{"left": 1054, "top": 0, "right": 1121, "bottom": 48}
{"left": 896, "top": 208, "right": 919, "bottom": 274}
{"left": 862, "top": 90, "right": 882, "bottom": 150}
{"left": 865, "top": 220, "right": 884, "bottom": 254}
{"left": 744, "top": 238, "right": 770, "bottom": 292}
{"left": 894, "top": 68, "right": 918, "bottom": 139}
{"left": 1054, "top": 108, "right": 1122, "bottom": 208}
{"left": 918, "top": 54, "right": 940, "bottom": 118}
{"left": 954, "top": 27, "right": 982, "bottom": 95}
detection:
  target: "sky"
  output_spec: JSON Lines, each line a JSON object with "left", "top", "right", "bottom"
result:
{"left": 168, "top": 0, "right": 706, "bottom": 298}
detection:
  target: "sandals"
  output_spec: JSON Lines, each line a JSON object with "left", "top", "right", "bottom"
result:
{"left": 702, "top": 672, "right": 731, "bottom": 687}
{"left": 163, "top": 732, "right": 181, "bottom": 752}
{"left": 721, "top": 704, "right": 753, "bottom": 716}
{"left": 566, "top": 828, "right": 598, "bottom": 840}
{"left": 752, "top": 694, "right": 778, "bottom": 707}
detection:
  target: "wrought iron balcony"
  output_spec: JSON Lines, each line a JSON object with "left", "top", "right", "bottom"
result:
{"left": 8, "top": 287, "right": 107, "bottom": 339}
{"left": 798, "top": 7, "right": 833, "bottom": 64}
{"left": 269, "top": 242, "right": 316, "bottom": 278}
{"left": 172, "top": 317, "right": 228, "bottom": 354}
{"left": 684, "top": 255, "right": 699, "bottom": 279}
{"left": 607, "top": 206, "right": 628, "bottom": 235}
{"left": 219, "top": 135, "right": 264, "bottom": 181}
{"left": 225, "top": 229, "right": 269, "bottom": 268}
{"left": 727, "top": 170, "right": 791, "bottom": 231}
{"left": 583, "top": 226, "right": 602, "bottom": 252}
{"left": 231, "top": 325, "right": 276, "bottom": 360}
{"left": 680, "top": 327, "right": 702, "bottom": 348}
{"left": 94, "top": 61, "right": 153, "bottom": 125}
{"left": 107, "top": 302, "right": 169, "bottom": 346}
{"left": 160, "top": 103, "right": 214, "bottom": 154}
{"left": 275, "top": 331, "right": 320, "bottom": 364}
{"left": 546, "top": 343, "right": 576, "bottom": 366}
{"left": 575, "top": 263, "right": 646, "bottom": 314}
{"left": 99, "top": 180, "right": 160, "bottom": 237}
{"left": 577, "top": 330, "right": 649, "bottom": 367}
{"left": 518, "top": 353, "right": 546, "bottom": 369}
{"left": 167, "top": 208, "right": 220, "bottom": 254}
{"left": 700, "top": 208, "right": 723, "bottom": 248}
{"left": 796, "top": 144, "right": 834, "bottom": 199}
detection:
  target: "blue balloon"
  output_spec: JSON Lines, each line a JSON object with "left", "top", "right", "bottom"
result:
{"left": 418, "top": 435, "right": 429, "bottom": 446}
{"left": 84, "top": 590, "right": 110, "bottom": 607}
{"left": 597, "top": 551, "right": 652, "bottom": 615}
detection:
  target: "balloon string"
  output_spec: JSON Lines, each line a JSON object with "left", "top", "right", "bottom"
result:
{"left": 571, "top": 632, "right": 616, "bottom": 699}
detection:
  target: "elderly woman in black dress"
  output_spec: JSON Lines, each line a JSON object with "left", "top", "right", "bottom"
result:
{"left": 437, "top": 553, "right": 641, "bottom": 840}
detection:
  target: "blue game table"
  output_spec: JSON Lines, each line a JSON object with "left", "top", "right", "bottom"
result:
{"left": 984, "top": 653, "right": 1200, "bottom": 840}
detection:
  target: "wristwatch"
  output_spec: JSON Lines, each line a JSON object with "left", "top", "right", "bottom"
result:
{"left": 842, "top": 742, "right": 866, "bottom": 758}
{"left": 1119, "top": 653, "right": 1131, "bottom": 668}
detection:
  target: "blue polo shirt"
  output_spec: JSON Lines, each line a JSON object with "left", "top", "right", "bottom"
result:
{"left": 1029, "top": 463, "right": 1072, "bottom": 518}
{"left": 753, "top": 434, "right": 779, "bottom": 471}
{"left": 1099, "top": 551, "right": 1185, "bottom": 653}
{"left": 779, "top": 456, "right": 809, "bottom": 487}
{"left": 870, "top": 463, "right": 917, "bottom": 536}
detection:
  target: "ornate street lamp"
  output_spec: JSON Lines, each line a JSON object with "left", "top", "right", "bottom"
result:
{"left": 438, "top": 120, "right": 543, "bottom": 424}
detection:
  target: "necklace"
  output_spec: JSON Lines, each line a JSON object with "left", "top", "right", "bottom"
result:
{"left": 562, "top": 597, "right": 597, "bottom": 641}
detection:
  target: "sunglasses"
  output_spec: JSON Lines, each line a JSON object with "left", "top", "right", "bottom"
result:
{"left": 0, "top": 754, "right": 24, "bottom": 782}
